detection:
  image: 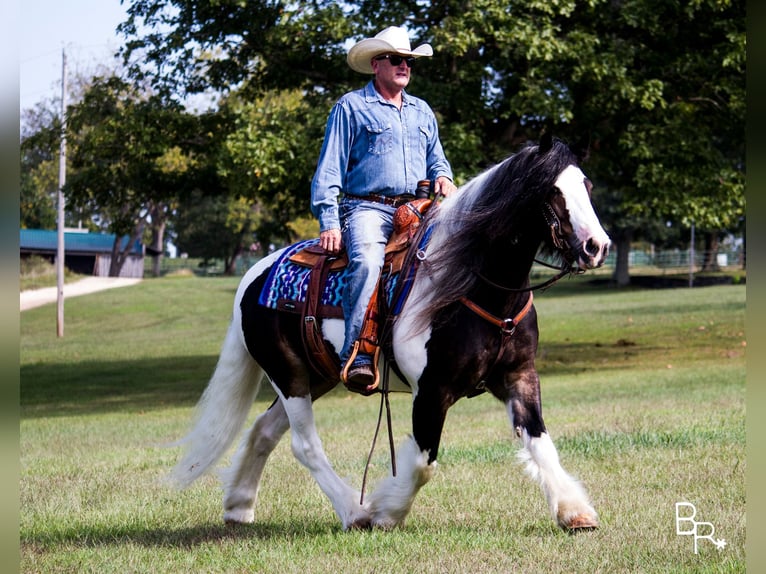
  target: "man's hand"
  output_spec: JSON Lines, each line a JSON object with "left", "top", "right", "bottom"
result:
{"left": 319, "top": 228, "right": 342, "bottom": 254}
{"left": 434, "top": 176, "right": 458, "bottom": 198}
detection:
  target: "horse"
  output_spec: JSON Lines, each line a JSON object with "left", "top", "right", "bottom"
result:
{"left": 170, "top": 135, "right": 611, "bottom": 532}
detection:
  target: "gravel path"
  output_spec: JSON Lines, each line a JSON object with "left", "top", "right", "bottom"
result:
{"left": 20, "top": 277, "right": 142, "bottom": 311}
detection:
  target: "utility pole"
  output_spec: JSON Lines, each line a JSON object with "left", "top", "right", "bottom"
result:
{"left": 56, "top": 48, "right": 67, "bottom": 337}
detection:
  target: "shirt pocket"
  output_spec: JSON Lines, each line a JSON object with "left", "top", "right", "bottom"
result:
{"left": 366, "top": 124, "right": 393, "bottom": 155}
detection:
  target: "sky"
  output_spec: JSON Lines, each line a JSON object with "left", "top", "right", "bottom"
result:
{"left": 19, "top": 0, "right": 129, "bottom": 112}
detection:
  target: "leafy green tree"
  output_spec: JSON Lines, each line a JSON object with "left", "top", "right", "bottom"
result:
{"left": 20, "top": 101, "right": 83, "bottom": 230}
{"left": 559, "top": 0, "right": 745, "bottom": 282}
{"left": 119, "top": 0, "right": 357, "bottom": 100}
{"left": 65, "top": 76, "right": 215, "bottom": 276}
{"left": 118, "top": 0, "right": 745, "bottom": 284}
{"left": 217, "top": 89, "right": 327, "bottom": 244}
{"left": 172, "top": 190, "right": 260, "bottom": 274}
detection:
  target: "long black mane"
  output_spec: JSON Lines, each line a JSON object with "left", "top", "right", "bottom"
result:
{"left": 418, "top": 138, "right": 581, "bottom": 323}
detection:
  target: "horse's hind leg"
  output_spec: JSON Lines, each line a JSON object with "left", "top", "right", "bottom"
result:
{"left": 222, "top": 398, "right": 290, "bottom": 524}
{"left": 507, "top": 371, "right": 599, "bottom": 530}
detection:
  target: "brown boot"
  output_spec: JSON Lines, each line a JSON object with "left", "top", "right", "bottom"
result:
{"left": 346, "top": 362, "right": 375, "bottom": 387}
{"left": 341, "top": 350, "right": 379, "bottom": 395}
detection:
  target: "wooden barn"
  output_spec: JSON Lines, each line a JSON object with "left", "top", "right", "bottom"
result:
{"left": 20, "top": 229, "right": 145, "bottom": 278}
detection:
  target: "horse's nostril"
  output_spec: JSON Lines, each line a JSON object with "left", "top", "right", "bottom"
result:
{"left": 585, "top": 238, "right": 599, "bottom": 257}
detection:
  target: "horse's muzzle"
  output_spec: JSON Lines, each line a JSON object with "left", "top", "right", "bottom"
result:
{"left": 579, "top": 236, "right": 610, "bottom": 269}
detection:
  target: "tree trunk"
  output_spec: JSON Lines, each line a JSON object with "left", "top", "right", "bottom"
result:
{"left": 701, "top": 231, "right": 720, "bottom": 272}
{"left": 224, "top": 243, "right": 243, "bottom": 276}
{"left": 109, "top": 237, "right": 123, "bottom": 277}
{"left": 109, "top": 221, "right": 145, "bottom": 277}
{"left": 612, "top": 229, "right": 633, "bottom": 287}
{"left": 150, "top": 219, "right": 166, "bottom": 277}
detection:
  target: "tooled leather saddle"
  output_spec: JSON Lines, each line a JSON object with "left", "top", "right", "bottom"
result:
{"left": 281, "top": 198, "right": 434, "bottom": 393}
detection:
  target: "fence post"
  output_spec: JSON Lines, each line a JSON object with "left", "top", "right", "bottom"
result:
{"left": 689, "top": 222, "right": 695, "bottom": 288}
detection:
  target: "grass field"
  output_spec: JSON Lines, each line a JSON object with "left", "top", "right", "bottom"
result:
{"left": 20, "top": 276, "right": 745, "bottom": 573}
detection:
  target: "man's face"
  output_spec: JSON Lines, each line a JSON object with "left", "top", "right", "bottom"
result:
{"left": 371, "top": 54, "right": 412, "bottom": 92}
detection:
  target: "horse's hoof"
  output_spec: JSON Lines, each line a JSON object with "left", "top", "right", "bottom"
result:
{"left": 347, "top": 516, "right": 373, "bottom": 531}
{"left": 564, "top": 513, "right": 599, "bottom": 531}
{"left": 223, "top": 508, "right": 255, "bottom": 524}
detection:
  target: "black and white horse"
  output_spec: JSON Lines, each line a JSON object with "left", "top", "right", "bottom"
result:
{"left": 170, "top": 136, "right": 610, "bottom": 531}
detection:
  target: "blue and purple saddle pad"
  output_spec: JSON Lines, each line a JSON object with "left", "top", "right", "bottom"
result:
{"left": 257, "top": 231, "right": 432, "bottom": 318}
{"left": 258, "top": 239, "right": 347, "bottom": 312}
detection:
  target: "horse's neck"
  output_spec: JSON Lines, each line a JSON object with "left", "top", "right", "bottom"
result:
{"left": 480, "top": 239, "right": 538, "bottom": 291}
{"left": 466, "top": 241, "right": 537, "bottom": 314}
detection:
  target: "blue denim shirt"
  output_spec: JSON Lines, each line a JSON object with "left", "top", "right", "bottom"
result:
{"left": 310, "top": 81, "right": 453, "bottom": 232}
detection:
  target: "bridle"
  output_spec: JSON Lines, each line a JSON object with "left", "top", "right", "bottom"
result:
{"left": 474, "top": 200, "right": 583, "bottom": 294}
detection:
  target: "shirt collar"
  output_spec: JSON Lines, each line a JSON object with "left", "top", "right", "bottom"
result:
{"left": 365, "top": 80, "right": 412, "bottom": 107}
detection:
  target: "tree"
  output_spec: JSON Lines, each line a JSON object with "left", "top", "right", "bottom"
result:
{"left": 217, "top": 89, "right": 327, "bottom": 245}
{"left": 117, "top": 0, "right": 745, "bottom": 284}
{"left": 173, "top": 190, "right": 260, "bottom": 274}
{"left": 118, "top": 0, "right": 358, "bottom": 101}
{"left": 65, "top": 76, "right": 215, "bottom": 276}
{"left": 20, "top": 101, "right": 72, "bottom": 230}
{"left": 545, "top": 0, "right": 745, "bottom": 282}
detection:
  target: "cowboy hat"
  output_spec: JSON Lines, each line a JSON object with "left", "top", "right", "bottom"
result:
{"left": 347, "top": 26, "right": 433, "bottom": 74}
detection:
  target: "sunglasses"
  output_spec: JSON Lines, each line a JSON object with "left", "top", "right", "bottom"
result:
{"left": 374, "top": 54, "right": 416, "bottom": 68}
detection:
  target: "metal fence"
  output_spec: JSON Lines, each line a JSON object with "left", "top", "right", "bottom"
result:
{"left": 148, "top": 248, "right": 746, "bottom": 278}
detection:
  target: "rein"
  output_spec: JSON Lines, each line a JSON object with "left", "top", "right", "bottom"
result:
{"left": 360, "top": 365, "right": 396, "bottom": 505}
{"left": 359, "top": 205, "right": 441, "bottom": 504}
{"left": 475, "top": 200, "right": 584, "bottom": 293}
{"left": 476, "top": 264, "right": 578, "bottom": 293}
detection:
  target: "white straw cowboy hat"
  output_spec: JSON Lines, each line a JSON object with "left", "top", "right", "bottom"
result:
{"left": 347, "top": 26, "right": 433, "bottom": 74}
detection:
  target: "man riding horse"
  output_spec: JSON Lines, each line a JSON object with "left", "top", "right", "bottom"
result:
{"left": 310, "top": 26, "right": 458, "bottom": 391}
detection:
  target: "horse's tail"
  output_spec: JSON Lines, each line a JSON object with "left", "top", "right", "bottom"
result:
{"left": 169, "top": 319, "right": 264, "bottom": 488}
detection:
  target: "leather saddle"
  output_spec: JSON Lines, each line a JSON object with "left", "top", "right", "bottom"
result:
{"left": 287, "top": 198, "right": 434, "bottom": 392}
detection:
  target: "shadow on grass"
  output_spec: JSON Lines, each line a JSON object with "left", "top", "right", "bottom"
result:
{"left": 20, "top": 342, "right": 634, "bottom": 420}
{"left": 20, "top": 355, "right": 278, "bottom": 419}
{"left": 21, "top": 516, "right": 570, "bottom": 552}
{"left": 22, "top": 519, "right": 343, "bottom": 551}
{"left": 20, "top": 339, "right": 659, "bottom": 420}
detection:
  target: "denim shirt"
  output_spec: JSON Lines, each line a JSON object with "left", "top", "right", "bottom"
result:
{"left": 310, "top": 81, "right": 453, "bottom": 232}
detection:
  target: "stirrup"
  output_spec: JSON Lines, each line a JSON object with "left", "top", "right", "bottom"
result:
{"left": 340, "top": 342, "right": 381, "bottom": 395}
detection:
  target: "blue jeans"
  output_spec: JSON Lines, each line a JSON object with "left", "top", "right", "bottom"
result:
{"left": 338, "top": 198, "right": 396, "bottom": 364}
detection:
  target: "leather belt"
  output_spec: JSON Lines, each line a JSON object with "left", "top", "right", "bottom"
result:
{"left": 343, "top": 192, "right": 415, "bottom": 208}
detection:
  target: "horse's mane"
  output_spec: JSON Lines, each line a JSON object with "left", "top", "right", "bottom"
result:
{"left": 417, "top": 138, "right": 579, "bottom": 325}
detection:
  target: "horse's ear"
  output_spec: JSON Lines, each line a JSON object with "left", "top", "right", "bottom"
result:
{"left": 539, "top": 131, "right": 553, "bottom": 154}
{"left": 571, "top": 134, "right": 591, "bottom": 164}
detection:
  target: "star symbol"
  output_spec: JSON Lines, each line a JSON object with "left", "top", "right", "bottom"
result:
{"left": 714, "top": 538, "right": 727, "bottom": 551}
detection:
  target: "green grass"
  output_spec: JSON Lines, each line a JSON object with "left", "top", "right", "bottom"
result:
{"left": 19, "top": 256, "right": 89, "bottom": 292}
{"left": 20, "top": 277, "right": 745, "bottom": 573}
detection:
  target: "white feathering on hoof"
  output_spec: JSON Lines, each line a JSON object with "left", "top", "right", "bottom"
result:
{"left": 366, "top": 435, "right": 436, "bottom": 528}
{"left": 517, "top": 430, "right": 597, "bottom": 529}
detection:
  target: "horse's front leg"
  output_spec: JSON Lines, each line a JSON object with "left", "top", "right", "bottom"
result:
{"left": 507, "top": 369, "right": 599, "bottom": 530}
{"left": 279, "top": 393, "right": 371, "bottom": 530}
{"left": 222, "top": 398, "right": 290, "bottom": 524}
{"left": 365, "top": 387, "right": 444, "bottom": 528}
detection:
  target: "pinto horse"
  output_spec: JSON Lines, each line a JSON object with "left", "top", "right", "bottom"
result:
{"left": 170, "top": 136, "right": 610, "bottom": 531}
